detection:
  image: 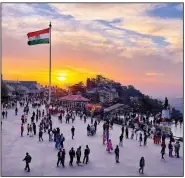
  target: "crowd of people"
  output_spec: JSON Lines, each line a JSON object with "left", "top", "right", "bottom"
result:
{"left": 1, "top": 96, "right": 183, "bottom": 175}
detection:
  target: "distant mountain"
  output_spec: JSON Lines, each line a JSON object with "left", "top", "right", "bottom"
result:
{"left": 168, "top": 98, "right": 183, "bottom": 114}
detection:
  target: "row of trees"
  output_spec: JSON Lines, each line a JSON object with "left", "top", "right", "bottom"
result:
{"left": 1, "top": 75, "right": 9, "bottom": 102}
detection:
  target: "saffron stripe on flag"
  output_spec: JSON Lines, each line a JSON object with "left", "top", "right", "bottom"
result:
{"left": 27, "top": 28, "right": 50, "bottom": 38}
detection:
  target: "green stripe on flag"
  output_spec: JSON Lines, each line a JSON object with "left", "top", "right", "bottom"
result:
{"left": 28, "top": 38, "right": 49, "bottom": 45}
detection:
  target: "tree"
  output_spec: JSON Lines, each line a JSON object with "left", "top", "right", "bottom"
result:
{"left": 96, "top": 75, "right": 105, "bottom": 83}
{"left": 1, "top": 75, "right": 9, "bottom": 102}
{"left": 69, "top": 82, "right": 86, "bottom": 94}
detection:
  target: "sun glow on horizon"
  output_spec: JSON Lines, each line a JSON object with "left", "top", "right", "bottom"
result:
{"left": 58, "top": 76, "right": 66, "bottom": 81}
{"left": 57, "top": 73, "right": 67, "bottom": 81}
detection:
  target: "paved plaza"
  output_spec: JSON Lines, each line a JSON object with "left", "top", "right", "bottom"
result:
{"left": 2, "top": 105, "right": 184, "bottom": 176}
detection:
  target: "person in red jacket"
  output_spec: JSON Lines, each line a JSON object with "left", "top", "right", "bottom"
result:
{"left": 21, "top": 124, "right": 24, "bottom": 137}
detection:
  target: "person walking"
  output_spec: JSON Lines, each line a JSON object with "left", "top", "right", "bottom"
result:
{"left": 144, "top": 133, "right": 147, "bottom": 146}
{"left": 21, "top": 124, "right": 24, "bottom": 137}
{"left": 91, "top": 117, "right": 93, "bottom": 124}
{"left": 69, "top": 147, "right": 75, "bottom": 166}
{"left": 22, "top": 152, "right": 32, "bottom": 172}
{"left": 57, "top": 149, "right": 63, "bottom": 167}
{"left": 139, "top": 157, "right": 145, "bottom": 174}
{"left": 83, "top": 145, "right": 90, "bottom": 164}
{"left": 121, "top": 125, "right": 125, "bottom": 135}
{"left": 139, "top": 133, "right": 143, "bottom": 146}
{"left": 94, "top": 120, "right": 97, "bottom": 133}
{"left": 175, "top": 141, "right": 180, "bottom": 158}
{"left": 125, "top": 127, "right": 128, "bottom": 139}
{"left": 106, "top": 130, "right": 110, "bottom": 143}
{"left": 39, "top": 129, "right": 43, "bottom": 141}
{"left": 21, "top": 115, "right": 24, "bottom": 124}
{"left": 33, "top": 123, "right": 36, "bottom": 135}
{"left": 27, "top": 123, "right": 30, "bottom": 135}
{"left": 5, "top": 110, "right": 8, "bottom": 118}
{"left": 106, "top": 139, "right": 113, "bottom": 153}
{"left": 60, "top": 134, "right": 65, "bottom": 149}
{"left": 87, "top": 124, "right": 90, "bottom": 136}
{"left": 119, "top": 134, "right": 123, "bottom": 147}
{"left": 114, "top": 145, "right": 120, "bottom": 163}
{"left": 2, "top": 111, "right": 5, "bottom": 119}
{"left": 130, "top": 128, "right": 134, "bottom": 139}
{"left": 76, "top": 146, "right": 82, "bottom": 165}
{"left": 71, "top": 126, "right": 75, "bottom": 140}
{"left": 84, "top": 115, "right": 87, "bottom": 123}
{"left": 136, "top": 130, "right": 139, "bottom": 140}
{"left": 168, "top": 141, "right": 173, "bottom": 157}
{"left": 36, "top": 114, "right": 38, "bottom": 122}
{"left": 48, "top": 129, "right": 53, "bottom": 141}
{"left": 61, "top": 148, "right": 66, "bottom": 167}
{"left": 29, "top": 124, "right": 33, "bottom": 137}
{"left": 161, "top": 142, "right": 166, "bottom": 161}
{"left": 15, "top": 107, "right": 18, "bottom": 115}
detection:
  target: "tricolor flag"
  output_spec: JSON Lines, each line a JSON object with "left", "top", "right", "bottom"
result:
{"left": 27, "top": 28, "right": 50, "bottom": 45}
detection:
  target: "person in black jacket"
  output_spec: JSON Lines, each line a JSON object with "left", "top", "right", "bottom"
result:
{"left": 2, "top": 111, "right": 5, "bottom": 119}
{"left": 139, "top": 133, "right": 143, "bottom": 146}
{"left": 36, "top": 114, "right": 38, "bottom": 122}
{"left": 23, "top": 152, "right": 32, "bottom": 172}
{"left": 94, "top": 121, "right": 97, "bottom": 132}
{"left": 144, "top": 133, "right": 147, "bottom": 146}
{"left": 61, "top": 149, "right": 66, "bottom": 167}
{"left": 71, "top": 126, "right": 75, "bottom": 139}
{"left": 119, "top": 134, "right": 123, "bottom": 147}
{"left": 39, "top": 130, "right": 43, "bottom": 141}
{"left": 83, "top": 145, "right": 90, "bottom": 164}
{"left": 121, "top": 125, "right": 124, "bottom": 135}
{"left": 114, "top": 145, "right": 120, "bottom": 163}
{"left": 161, "top": 145, "right": 166, "bottom": 160}
{"left": 139, "top": 157, "right": 145, "bottom": 174}
{"left": 76, "top": 146, "right": 82, "bottom": 165}
{"left": 33, "top": 123, "right": 36, "bottom": 135}
{"left": 57, "top": 149, "right": 62, "bottom": 167}
{"left": 87, "top": 124, "right": 90, "bottom": 136}
{"left": 125, "top": 127, "right": 128, "bottom": 139}
{"left": 15, "top": 107, "right": 18, "bottom": 115}
{"left": 84, "top": 115, "right": 86, "bottom": 123}
{"left": 69, "top": 147, "right": 75, "bottom": 166}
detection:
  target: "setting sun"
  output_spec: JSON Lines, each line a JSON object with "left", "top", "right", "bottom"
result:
{"left": 58, "top": 76, "right": 66, "bottom": 81}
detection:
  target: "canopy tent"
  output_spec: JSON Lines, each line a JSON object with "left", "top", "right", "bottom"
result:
{"left": 59, "top": 95, "right": 89, "bottom": 102}
{"left": 59, "top": 94, "right": 89, "bottom": 108}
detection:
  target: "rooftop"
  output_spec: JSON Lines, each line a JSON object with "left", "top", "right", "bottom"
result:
{"left": 59, "top": 94, "right": 89, "bottom": 102}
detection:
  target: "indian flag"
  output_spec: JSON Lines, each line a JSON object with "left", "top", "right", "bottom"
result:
{"left": 27, "top": 28, "right": 50, "bottom": 46}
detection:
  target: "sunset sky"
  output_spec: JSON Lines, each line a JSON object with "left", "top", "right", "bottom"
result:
{"left": 2, "top": 3, "right": 183, "bottom": 98}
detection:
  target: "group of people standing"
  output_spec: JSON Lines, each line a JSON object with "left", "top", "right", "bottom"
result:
{"left": 57, "top": 145, "right": 90, "bottom": 168}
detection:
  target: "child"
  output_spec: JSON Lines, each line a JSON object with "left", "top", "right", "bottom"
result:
{"left": 139, "top": 157, "right": 145, "bottom": 174}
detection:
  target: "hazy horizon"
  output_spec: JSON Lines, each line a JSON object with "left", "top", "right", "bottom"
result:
{"left": 2, "top": 3, "right": 183, "bottom": 99}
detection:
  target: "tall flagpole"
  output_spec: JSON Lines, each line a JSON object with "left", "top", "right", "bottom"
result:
{"left": 49, "top": 22, "right": 52, "bottom": 104}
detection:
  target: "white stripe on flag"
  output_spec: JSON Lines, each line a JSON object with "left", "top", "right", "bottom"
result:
{"left": 28, "top": 33, "right": 49, "bottom": 41}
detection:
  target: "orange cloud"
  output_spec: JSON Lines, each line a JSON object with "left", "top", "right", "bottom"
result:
{"left": 145, "top": 73, "right": 164, "bottom": 76}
